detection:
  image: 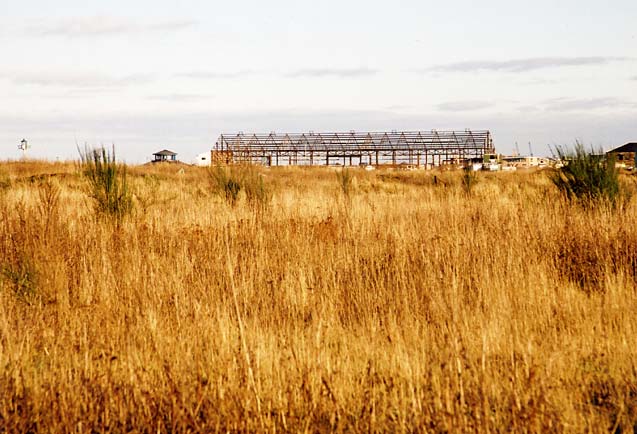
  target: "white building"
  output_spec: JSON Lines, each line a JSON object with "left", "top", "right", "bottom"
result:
{"left": 193, "top": 151, "right": 211, "bottom": 166}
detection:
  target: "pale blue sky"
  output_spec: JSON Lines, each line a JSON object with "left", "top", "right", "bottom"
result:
{"left": 1, "top": 0, "right": 635, "bottom": 162}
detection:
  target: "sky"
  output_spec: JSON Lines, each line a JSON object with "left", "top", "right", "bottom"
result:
{"left": 1, "top": 0, "right": 636, "bottom": 163}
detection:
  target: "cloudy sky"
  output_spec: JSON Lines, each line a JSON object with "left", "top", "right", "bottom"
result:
{"left": 1, "top": 0, "right": 636, "bottom": 162}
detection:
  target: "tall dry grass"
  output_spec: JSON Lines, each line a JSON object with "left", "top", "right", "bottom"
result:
{"left": 0, "top": 161, "right": 636, "bottom": 432}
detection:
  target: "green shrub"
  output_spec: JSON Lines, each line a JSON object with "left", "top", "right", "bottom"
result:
{"left": 550, "top": 143, "right": 622, "bottom": 206}
{"left": 80, "top": 146, "right": 133, "bottom": 222}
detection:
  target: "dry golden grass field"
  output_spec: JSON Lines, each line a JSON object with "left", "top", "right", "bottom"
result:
{"left": 1, "top": 160, "right": 637, "bottom": 432}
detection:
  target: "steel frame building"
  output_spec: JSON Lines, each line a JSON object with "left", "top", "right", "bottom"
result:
{"left": 214, "top": 130, "right": 494, "bottom": 167}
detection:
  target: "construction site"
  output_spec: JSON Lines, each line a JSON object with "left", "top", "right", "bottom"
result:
{"left": 212, "top": 129, "right": 494, "bottom": 168}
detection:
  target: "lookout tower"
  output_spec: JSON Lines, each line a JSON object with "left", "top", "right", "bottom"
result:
{"left": 152, "top": 149, "right": 178, "bottom": 163}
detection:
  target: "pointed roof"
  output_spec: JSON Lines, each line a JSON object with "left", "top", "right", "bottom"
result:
{"left": 608, "top": 143, "right": 637, "bottom": 153}
{"left": 153, "top": 149, "right": 177, "bottom": 156}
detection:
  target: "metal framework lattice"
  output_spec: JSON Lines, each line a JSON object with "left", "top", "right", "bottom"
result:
{"left": 214, "top": 130, "right": 494, "bottom": 167}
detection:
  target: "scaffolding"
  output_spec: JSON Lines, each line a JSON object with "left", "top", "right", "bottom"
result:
{"left": 214, "top": 130, "right": 494, "bottom": 167}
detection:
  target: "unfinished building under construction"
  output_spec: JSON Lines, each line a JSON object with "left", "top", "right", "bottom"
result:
{"left": 213, "top": 129, "right": 494, "bottom": 168}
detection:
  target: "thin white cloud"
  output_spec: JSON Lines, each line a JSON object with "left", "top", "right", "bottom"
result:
{"left": 423, "top": 57, "right": 630, "bottom": 73}
{"left": 146, "top": 20, "right": 197, "bottom": 32}
{"left": 10, "top": 72, "right": 154, "bottom": 88}
{"left": 174, "top": 71, "right": 257, "bottom": 79}
{"left": 29, "top": 15, "right": 196, "bottom": 37}
{"left": 285, "top": 68, "right": 378, "bottom": 78}
{"left": 437, "top": 101, "right": 493, "bottom": 112}
{"left": 542, "top": 97, "right": 636, "bottom": 112}
{"left": 519, "top": 77, "right": 560, "bottom": 86}
{"left": 516, "top": 105, "right": 541, "bottom": 113}
{"left": 384, "top": 104, "right": 413, "bottom": 111}
{"left": 174, "top": 69, "right": 379, "bottom": 80}
{"left": 147, "top": 93, "right": 213, "bottom": 102}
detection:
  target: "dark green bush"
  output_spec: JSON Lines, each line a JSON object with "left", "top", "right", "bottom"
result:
{"left": 550, "top": 143, "right": 622, "bottom": 206}
{"left": 80, "top": 146, "right": 133, "bottom": 222}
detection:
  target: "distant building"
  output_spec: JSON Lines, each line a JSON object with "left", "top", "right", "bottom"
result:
{"left": 152, "top": 149, "right": 178, "bottom": 163}
{"left": 606, "top": 143, "right": 637, "bottom": 169}
{"left": 214, "top": 129, "right": 494, "bottom": 167}
{"left": 193, "top": 151, "right": 211, "bottom": 167}
{"left": 501, "top": 155, "right": 550, "bottom": 169}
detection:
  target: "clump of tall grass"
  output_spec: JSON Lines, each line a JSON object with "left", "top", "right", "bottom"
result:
{"left": 550, "top": 143, "right": 622, "bottom": 206}
{"left": 1, "top": 253, "right": 39, "bottom": 305}
{"left": 133, "top": 174, "right": 166, "bottom": 215}
{"left": 209, "top": 164, "right": 271, "bottom": 210}
{"left": 336, "top": 168, "right": 354, "bottom": 198}
{"left": 242, "top": 168, "right": 271, "bottom": 212}
{"left": 0, "top": 170, "right": 10, "bottom": 192}
{"left": 209, "top": 165, "right": 243, "bottom": 206}
{"left": 36, "top": 177, "right": 61, "bottom": 238}
{"left": 0, "top": 202, "right": 40, "bottom": 305}
{"left": 79, "top": 146, "right": 133, "bottom": 222}
{"left": 461, "top": 166, "right": 479, "bottom": 196}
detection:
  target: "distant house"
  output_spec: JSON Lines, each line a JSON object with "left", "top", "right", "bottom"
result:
{"left": 606, "top": 143, "right": 637, "bottom": 169}
{"left": 152, "top": 149, "right": 178, "bottom": 163}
